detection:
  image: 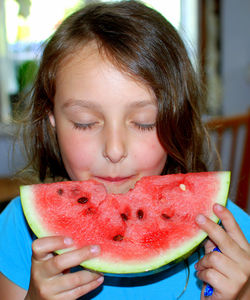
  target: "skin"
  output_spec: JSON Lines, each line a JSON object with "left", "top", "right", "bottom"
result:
{"left": 0, "top": 43, "right": 249, "bottom": 299}
{"left": 195, "top": 204, "right": 250, "bottom": 300}
{"left": 50, "top": 43, "right": 167, "bottom": 194}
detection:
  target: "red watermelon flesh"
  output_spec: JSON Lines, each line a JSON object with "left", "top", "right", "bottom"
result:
{"left": 20, "top": 172, "right": 230, "bottom": 274}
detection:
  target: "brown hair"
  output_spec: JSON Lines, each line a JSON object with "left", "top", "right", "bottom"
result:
{"left": 18, "top": 0, "right": 210, "bottom": 182}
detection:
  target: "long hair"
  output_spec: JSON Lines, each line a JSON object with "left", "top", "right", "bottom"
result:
{"left": 18, "top": 0, "right": 210, "bottom": 182}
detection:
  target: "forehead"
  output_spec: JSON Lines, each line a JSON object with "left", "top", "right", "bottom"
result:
{"left": 57, "top": 41, "right": 102, "bottom": 76}
{"left": 57, "top": 40, "right": 149, "bottom": 86}
{"left": 55, "top": 41, "right": 155, "bottom": 104}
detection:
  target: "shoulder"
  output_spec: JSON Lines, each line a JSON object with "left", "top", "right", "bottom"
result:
{"left": 0, "top": 197, "right": 24, "bottom": 231}
{"left": 0, "top": 197, "right": 31, "bottom": 236}
{"left": 0, "top": 196, "right": 22, "bottom": 216}
{"left": 0, "top": 197, "right": 34, "bottom": 290}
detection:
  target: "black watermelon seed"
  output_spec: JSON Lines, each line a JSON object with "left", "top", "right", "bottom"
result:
{"left": 113, "top": 234, "right": 124, "bottom": 241}
{"left": 57, "top": 189, "right": 63, "bottom": 195}
{"left": 121, "top": 213, "right": 128, "bottom": 221}
{"left": 161, "top": 213, "right": 171, "bottom": 220}
{"left": 137, "top": 209, "right": 144, "bottom": 219}
{"left": 77, "top": 197, "right": 89, "bottom": 204}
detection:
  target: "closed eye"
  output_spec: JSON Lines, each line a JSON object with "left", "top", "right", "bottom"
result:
{"left": 133, "top": 122, "right": 156, "bottom": 131}
{"left": 73, "top": 122, "right": 96, "bottom": 130}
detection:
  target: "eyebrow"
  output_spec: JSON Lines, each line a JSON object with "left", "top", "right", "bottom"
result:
{"left": 62, "top": 99, "right": 99, "bottom": 110}
{"left": 129, "top": 99, "right": 157, "bottom": 108}
{"left": 62, "top": 98, "right": 157, "bottom": 111}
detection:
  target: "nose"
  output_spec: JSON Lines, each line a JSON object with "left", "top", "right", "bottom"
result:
{"left": 103, "top": 124, "right": 128, "bottom": 163}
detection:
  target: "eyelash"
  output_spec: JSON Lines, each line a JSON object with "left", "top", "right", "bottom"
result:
{"left": 73, "top": 122, "right": 156, "bottom": 131}
{"left": 133, "top": 123, "right": 156, "bottom": 131}
{"left": 73, "top": 123, "right": 96, "bottom": 130}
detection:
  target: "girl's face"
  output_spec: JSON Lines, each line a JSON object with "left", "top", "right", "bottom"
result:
{"left": 50, "top": 43, "right": 167, "bottom": 193}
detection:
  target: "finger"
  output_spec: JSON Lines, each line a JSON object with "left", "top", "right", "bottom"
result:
{"left": 195, "top": 213, "right": 244, "bottom": 263}
{"left": 32, "top": 236, "right": 74, "bottom": 261}
{"left": 43, "top": 245, "right": 100, "bottom": 276}
{"left": 50, "top": 270, "right": 103, "bottom": 294}
{"left": 195, "top": 250, "right": 237, "bottom": 279}
{"left": 213, "top": 204, "right": 249, "bottom": 251}
{"left": 197, "top": 268, "right": 228, "bottom": 296}
{"left": 198, "top": 268, "right": 248, "bottom": 300}
{"left": 57, "top": 276, "right": 104, "bottom": 300}
{"left": 203, "top": 239, "right": 216, "bottom": 255}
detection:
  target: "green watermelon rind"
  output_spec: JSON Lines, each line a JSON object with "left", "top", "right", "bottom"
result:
{"left": 20, "top": 171, "right": 230, "bottom": 275}
{"left": 21, "top": 186, "right": 52, "bottom": 238}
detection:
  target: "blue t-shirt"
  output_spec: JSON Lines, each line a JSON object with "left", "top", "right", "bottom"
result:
{"left": 0, "top": 197, "right": 249, "bottom": 299}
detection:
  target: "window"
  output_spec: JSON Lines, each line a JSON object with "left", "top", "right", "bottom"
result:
{"left": 0, "top": 0, "right": 83, "bottom": 123}
{"left": 0, "top": 0, "right": 198, "bottom": 124}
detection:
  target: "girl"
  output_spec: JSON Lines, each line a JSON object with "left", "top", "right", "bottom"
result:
{"left": 0, "top": 1, "right": 249, "bottom": 299}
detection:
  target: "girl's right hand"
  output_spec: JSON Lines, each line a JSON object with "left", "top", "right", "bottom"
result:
{"left": 25, "top": 236, "right": 104, "bottom": 300}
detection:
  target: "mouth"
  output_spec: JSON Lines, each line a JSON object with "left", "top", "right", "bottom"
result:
{"left": 95, "top": 176, "right": 133, "bottom": 183}
{"left": 93, "top": 175, "right": 138, "bottom": 194}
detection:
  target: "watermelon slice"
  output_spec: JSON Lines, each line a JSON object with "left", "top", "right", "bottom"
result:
{"left": 20, "top": 172, "right": 230, "bottom": 275}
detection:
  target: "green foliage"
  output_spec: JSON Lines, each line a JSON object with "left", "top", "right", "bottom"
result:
{"left": 17, "top": 60, "right": 38, "bottom": 93}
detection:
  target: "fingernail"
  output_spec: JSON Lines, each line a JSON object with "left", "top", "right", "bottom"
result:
{"left": 90, "top": 245, "right": 100, "bottom": 254}
{"left": 214, "top": 203, "right": 223, "bottom": 211}
{"left": 97, "top": 276, "right": 104, "bottom": 283}
{"left": 64, "top": 237, "right": 73, "bottom": 245}
{"left": 196, "top": 214, "right": 206, "bottom": 224}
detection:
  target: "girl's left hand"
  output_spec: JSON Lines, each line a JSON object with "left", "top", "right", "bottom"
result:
{"left": 195, "top": 203, "right": 250, "bottom": 300}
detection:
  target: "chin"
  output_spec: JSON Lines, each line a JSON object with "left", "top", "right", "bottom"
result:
{"left": 106, "top": 186, "right": 130, "bottom": 194}
{"left": 103, "top": 182, "right": 134, "bottom": 194}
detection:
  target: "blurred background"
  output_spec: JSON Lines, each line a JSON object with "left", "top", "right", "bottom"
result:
{"left": 0, "top": 0, "right": 249, "bottom": 211}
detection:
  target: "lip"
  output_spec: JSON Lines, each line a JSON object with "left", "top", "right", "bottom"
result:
{"left": 95, "top": 176, "right": 133, "bottom": 183}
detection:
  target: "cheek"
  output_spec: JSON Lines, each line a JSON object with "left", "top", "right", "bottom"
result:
{"left": 133, "top": 138, "right": 167, "bottom": 170}
{"left": 57, "top": 132, "right": 98, "bottom": 170}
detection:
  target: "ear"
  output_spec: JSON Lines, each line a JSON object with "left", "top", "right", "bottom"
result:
{"left": 48, "top": 112, "right": 56, "bottom": 127}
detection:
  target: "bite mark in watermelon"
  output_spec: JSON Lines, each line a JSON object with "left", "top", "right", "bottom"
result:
{"left": 20, "top": 172, "right": 230, "bottom": 275}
